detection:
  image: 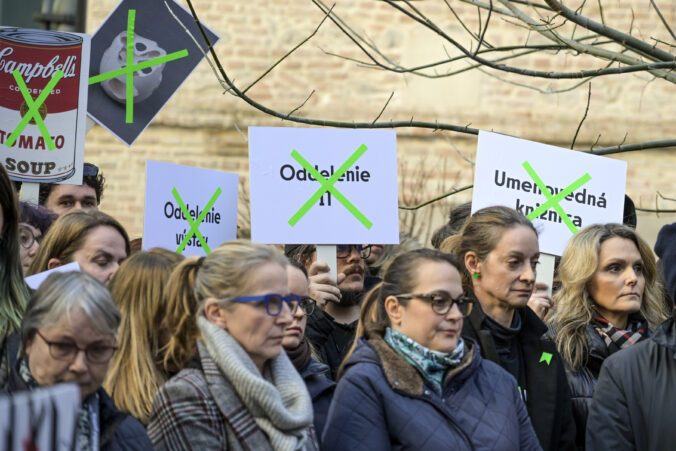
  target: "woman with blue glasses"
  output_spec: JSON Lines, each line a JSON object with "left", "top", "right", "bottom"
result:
{"left": 149, "top": 240, "right": 318, "bottom": 451}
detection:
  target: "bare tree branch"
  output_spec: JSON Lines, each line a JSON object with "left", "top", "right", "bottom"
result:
{"left": 650, "top": 0, "right": 676, "bottom": 42}
{"left": 372, "top": 92, "right": 395, "bottom": 125}
{"left": 399, "top": 185, "right": 473, "bottom": 210}
{"left": 571, "top": 83, "right": 592, "bottom": 149}
{"left": 286, "top": 90, "right": 315, "bottom": 118}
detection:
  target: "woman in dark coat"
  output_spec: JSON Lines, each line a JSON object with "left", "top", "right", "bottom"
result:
{"left": 548, "top": 223, "right": 669, "bottom": 448}
{"left": 283, "top": 260, "right": 335, "bottom": 435}
{"left": 322, "top": 249, "right": 541, "bottom": 451}
{"left": 5, "top": 271, "right": 151, "bottom": 450}
{"left": 441, "top": 206, "right": 576, "bottom": 451}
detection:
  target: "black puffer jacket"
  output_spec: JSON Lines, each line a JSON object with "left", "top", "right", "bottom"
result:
{"left": 563, "top": 324, "right": 608, "bottom": 448}
{"left": 586, "top": 312, "right": 676, "bottom": 450}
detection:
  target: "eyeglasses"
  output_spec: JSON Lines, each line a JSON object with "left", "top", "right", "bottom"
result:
{"left": 18, "top": 225, "right": 42, "bottom": 249}
{"left": 395, "top": 293, "right": 474, "bottom": 316}
{"left": 336, "top": 245, "right": 371, "bottom": 259}
{"left": 230, "top": 294, "right": 302, "bottom": 317}
{"left": 83, "top": 163, "right": 99, "bottom": 177}
{"left": 35, "top": 330, "right": 118, "bottom": 364}
{"left": 300, "top": 297, "right": 317, "bottom": 316}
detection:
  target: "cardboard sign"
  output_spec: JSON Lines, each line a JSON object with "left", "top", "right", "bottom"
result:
{"left": 0, "top": 383, "right": 80, "bottom": 451}
{"left": 25, "top": 261, "right": 80, "bottom": 290}
{"left": 249, "top": 127, "right": 399, "bottom": 244}
{"left": 143, "top": 160, "right": 238, "bottom": 257}
{"left": 0, "top": 27, "right": 90, "bottom": 184}
{"left": 87, "top": 0, "right": 219, "bottom": 146}
{"left": 472, "top": 131, "right": 627, "bottom": 256}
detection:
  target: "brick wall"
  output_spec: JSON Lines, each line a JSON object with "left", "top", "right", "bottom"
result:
{"left": 85, "top": 0, "right": 676, "bottom": 246}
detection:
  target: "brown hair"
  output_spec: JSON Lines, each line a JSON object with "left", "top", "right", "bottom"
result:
{"left": 338, "top": 248, "right": 463, "bottom": 378}
{"left": 440, "top": 205, "right": 536, "bottom": 290}
{"left": 162, "top": 240, "right": 288, "bottom": 372}
{"left": 548, "top": 223, "right": 669, "bottom": 370}
{"left": 104, "top": 249, "right": 184, "bottom": 424}
{"left": 27, "top": 210, "right": 130, "bottom": 275}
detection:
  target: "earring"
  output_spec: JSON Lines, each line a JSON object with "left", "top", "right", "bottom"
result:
{"left": 472, "top": 272, "right": 481, "bottom": 280}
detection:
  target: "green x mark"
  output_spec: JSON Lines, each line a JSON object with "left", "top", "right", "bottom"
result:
{"left": 172, "top": 186, "right": 222, "bottom": 254}
{"left": 522, "top": 161, "right": 591, "bottom": 234}
{"left": 288, "top": 144, "right": 372, "bottom": 229}
{"left": 6, "top": 69, "right": 63, "bottom": 150}
{"left": 88, "top": 9, "right": 189, "bottom": 123}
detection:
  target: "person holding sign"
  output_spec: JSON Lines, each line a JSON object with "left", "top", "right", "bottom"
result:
{"left": 27, "top": 210, "right": 130, "bottom": 285}
{"left": 3, "top": 271, "right": 151, "bottom": 450}
{"left": 148, "top": 241, "right": 317, "bottom": 450}
{"left": 323, "top": 249, "right": 541, "bottom": 450}
{"left": 441, "top": 206, "right": 576, "bottom": 451}
{"left": 547, "top": 223, "right": 669, "bottom": 449}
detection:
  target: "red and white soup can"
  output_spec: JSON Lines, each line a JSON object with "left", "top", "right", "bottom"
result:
{"left": 0, "top": 28, "right": 85, "bottom": 182}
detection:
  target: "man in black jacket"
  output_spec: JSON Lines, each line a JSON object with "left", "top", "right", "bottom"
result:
{"left": 586, "top": 309, "right": 676, "bottom": 450}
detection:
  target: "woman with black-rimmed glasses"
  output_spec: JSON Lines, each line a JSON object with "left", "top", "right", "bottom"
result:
{"left": 149, "top": 240, "right": 318, "bottom": 451}
{"left": 322, "top": 248, "right": 540, "bottom": 451}
{"left": 283, "top": 259, "right": 336, "bottom": 436}
{"left": 4, "top": 271, "right": 151, "bottom": 450}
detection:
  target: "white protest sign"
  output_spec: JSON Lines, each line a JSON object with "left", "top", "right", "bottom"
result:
{"left": 249, "top": 127, "right": 399, "bottom": 244}
{"left": 0, "top": 383, "right": 80, "bottom": 451}
{"left": 25, "top": 261, "right": 80, "bottom": 290}
{"left": 0, "top": 27, "right": 90, "bottom": 185}
{"left": 143, "top": 160, "right": 238, "bottom": 257}
{"left": 472, "top": 131, "right": 627, "bottom": 256}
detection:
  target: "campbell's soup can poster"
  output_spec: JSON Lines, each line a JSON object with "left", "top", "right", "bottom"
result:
{"left": 0, "top": 27, "right": 90, "bottom": 184}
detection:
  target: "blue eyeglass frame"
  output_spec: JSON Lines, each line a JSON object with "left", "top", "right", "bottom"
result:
{"left": 230, "top": 293, "right": 302, "bottom": 316}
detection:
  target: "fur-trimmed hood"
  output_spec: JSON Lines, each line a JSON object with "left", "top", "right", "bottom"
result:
{"left": 343, "top": 334, "right": 481, "bottom": 396}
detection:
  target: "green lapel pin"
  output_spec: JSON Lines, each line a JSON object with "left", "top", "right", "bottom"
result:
{"left": 539, "top": 352, "right": 553, "bottom": 366}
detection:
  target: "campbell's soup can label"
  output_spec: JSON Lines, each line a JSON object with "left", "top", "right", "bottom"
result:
{"left": 0, "top": 28, "right": 90, "bottom": 183}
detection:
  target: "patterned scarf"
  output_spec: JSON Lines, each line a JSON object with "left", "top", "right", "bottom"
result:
{"left": 19, "top": 357, "right": 99, "bottom": 451}
{"left": 384, "top": 328, "right": 465, "bottom": 395}
{"left": 590, "top": 314, "right": 648, "bottom": 354}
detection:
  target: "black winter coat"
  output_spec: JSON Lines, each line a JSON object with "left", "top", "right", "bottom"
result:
{"left": 586, "top": 313, "right": 676, "bottom": 451}
{"left": 563, "top": 324, "right": 608, "bottom": 448}
{"left": 300, "top": 357, "right": 335, "bottom": 436}
{"left": 5, "top": 354, "right": 151, "bottom": 450}
{"left": 462, "top": 304, "right": 576, "bottom": 451}
{"left": 322, "top": 336, "right": 542, "bottom": 451}
{"left": 306, "top": 309, "right": 357, "bottom": 380}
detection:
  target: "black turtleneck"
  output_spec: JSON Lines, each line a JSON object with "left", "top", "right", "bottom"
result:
{"left": 483, "top": 311, "right": 523, "bottom": 383}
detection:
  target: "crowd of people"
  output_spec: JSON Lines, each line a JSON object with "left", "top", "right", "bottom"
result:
{"left": 1, "top": 162, "right": 675, "bottom": 451}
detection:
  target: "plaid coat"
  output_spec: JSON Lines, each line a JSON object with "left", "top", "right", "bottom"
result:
{"left": 148, "top": 342, "right": 276, "bottom": 451}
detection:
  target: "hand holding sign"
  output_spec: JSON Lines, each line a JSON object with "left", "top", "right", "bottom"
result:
{"left": 308, "top": 260, "right": 343, "bottom": 307}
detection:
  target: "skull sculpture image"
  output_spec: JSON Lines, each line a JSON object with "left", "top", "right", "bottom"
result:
{"left": 99, "top": 31, "right": 167, "bottom": 103}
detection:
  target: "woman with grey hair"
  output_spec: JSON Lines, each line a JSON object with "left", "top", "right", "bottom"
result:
{"left": 3, "top": 271, "right": 151, "bottom": 450}
{"left": 149, "top": 240, "right": 317, "bottom": 450}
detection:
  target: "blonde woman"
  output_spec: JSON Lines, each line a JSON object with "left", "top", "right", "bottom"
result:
{"left": 104, "top": 249, "right": 184, "bottom": 424}
{"left": 149, "top": 240, "right": 317, "bottom": 450}
{"left": 548, "top": 223, "right": 669, "bottom": 448}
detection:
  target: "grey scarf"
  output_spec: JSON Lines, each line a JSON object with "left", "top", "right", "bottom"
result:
{"left": 198, "top": 317, "right": 314, "bottom": 451}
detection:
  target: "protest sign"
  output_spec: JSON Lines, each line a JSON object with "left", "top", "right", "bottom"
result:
{"left": 87, "top": 0, "right": 219, "bottom": 146}
{"left": 0, "top": 383, "right": 80, "bottom": 451}
{"left": 249, "top": 127, "right": 399, "bottom": 244}
{"left": 143, "top": 160, "right": 238, "bottom": 257}
{"left": 25, "top": 261, "right": 80, "bottom": 290}
{"left": 0, "top": 27, "right": 90, "bottom": 184}
{"left": 472, "top": 131, "right": 627, "bottom": 256}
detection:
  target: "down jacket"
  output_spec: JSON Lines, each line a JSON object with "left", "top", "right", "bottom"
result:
{"left": 586, "top": 312, "right": 676, "bottom": 451}
{"left": 322, "top": 336, "right": 542, "bottom": 451}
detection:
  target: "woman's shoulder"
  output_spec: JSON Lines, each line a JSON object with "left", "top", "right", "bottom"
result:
{"left": 156, "top": 367, "right": 213, "bottom": 402}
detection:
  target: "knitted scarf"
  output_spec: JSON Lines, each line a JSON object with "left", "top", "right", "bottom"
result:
{"left": 590, "top": 314, "right": 648, "bottom": 354}
{"left": 198, "top": 317, "right": 314, "bottom": 451}
{"left": 384, "top": 327, "right": 465, "bottom": 395}
{"left": 285, "top": 336, "right": 312, "bottom": 373}
{"left": 19, "top": 357, "right": 99, "bottom": 451}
